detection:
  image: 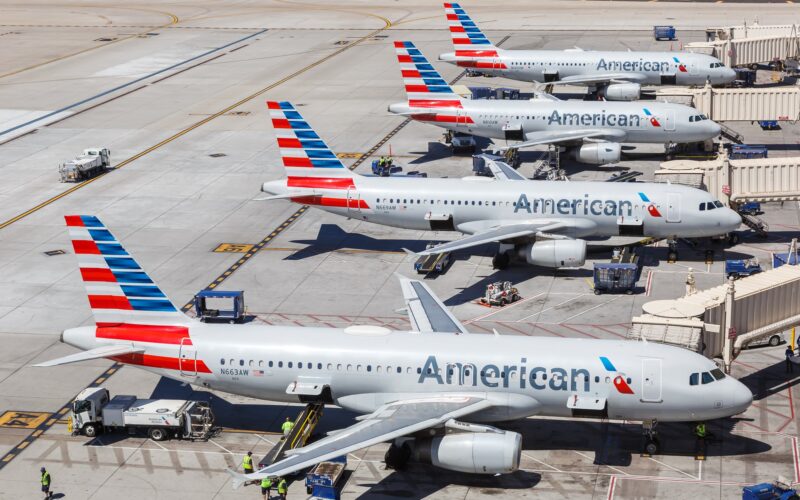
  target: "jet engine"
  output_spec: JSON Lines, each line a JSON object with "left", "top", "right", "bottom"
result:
{"left": 519, "top": 239, "right": 586, "bottom": 268}
{"left": 411, "top": 431, "right": 522, "bottom": 474}
{"left": 598, "top": 82, "right": 641, "bottom": 101}
{"left": 570, "top": 143, "right": 621, "bottom": 165}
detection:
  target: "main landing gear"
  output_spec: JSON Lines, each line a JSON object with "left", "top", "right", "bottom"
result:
{"left": 642, "top": 419, "right": 660, "bottom": 456}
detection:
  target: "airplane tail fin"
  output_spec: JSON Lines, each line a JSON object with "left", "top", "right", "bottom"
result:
{"left": 267, "top": 101, "right": 358, "bottom": 187}
{"left": 444, "top": 3, "right": 498, "bottom": 54}
{"left": 394, "top": 41, "right": 463, "bottom": 109}
{"left": 65, "top": 215, "right": 192, "bottom": 327}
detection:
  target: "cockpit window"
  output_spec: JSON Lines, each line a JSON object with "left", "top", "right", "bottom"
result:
{"left": 701, "top": 372, "right": 714, "bottom": 384}
{"left": 699, "top": 203, "right": 705, "bottom": 211}
{"left": 714, "top": 200, "right": 723, "bottom": 208}
{"left": 690, "top": 373, "right": 699, "bottom": 386}
{"left": 711, "top": 368, "right": 725, "bottom": 380}
{"left": 701, "top": 115, "right": 709, "bottom": 120}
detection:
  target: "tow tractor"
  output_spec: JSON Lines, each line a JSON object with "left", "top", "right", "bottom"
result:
{"left": 414, "top": 243, "right": 452, "bottom": 274}
{"left": 69, "top": 387, "right": 216, "bottom": 441}
{"left": 480, "top": 281, "right": 520, "bottom": 306}
{"left": 725, "top": 258, "right": 762, "bottom": 279}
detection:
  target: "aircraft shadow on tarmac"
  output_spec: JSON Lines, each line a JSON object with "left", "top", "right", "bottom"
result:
{"left": 286, "top": 224, "right": 429, "bottom": 261}
{"left": 738, "top": 358, "right": 800, "bottom": 402}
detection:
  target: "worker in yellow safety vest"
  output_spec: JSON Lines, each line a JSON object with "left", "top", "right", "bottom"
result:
{"left": 260, "top": 477, "right": 272, "bottom": 500}
{"left": 242, "top": 451, "right": 254, "bottom": 474}
{"left": 40, "top": 467, "right": 52, "bottom": 499}
{"left": 281, "top": 417, "right": 294, "bottom": 437}
{"left": 695, "top": 422, "right": 707, "bottom": 444}
{"left": 277, "top": 477, "right": 288, "bottom": 499}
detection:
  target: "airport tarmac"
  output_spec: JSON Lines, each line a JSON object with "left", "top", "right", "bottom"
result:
{"left": 1, "top": 0, "right": 800, "bottom": 498}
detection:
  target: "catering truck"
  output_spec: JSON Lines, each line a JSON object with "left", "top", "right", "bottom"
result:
{"left": 70, "top": 387, "right": 216, "bottom": 441}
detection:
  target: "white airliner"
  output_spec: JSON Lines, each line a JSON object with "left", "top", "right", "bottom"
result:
{"left": 38, "top": 215, "right": 752, "bottom": 483}
{"left": 260, "top": 100, "right": 740, "bottom": 269}
{"left": 438, "top": 3, "right": 736, "bottom": 100}
{"left": 388, "top": 42, "right": 722, "bottom": 164}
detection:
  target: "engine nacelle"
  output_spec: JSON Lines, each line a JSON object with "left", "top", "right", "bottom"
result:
{"left": 570, "top": 143, "right": 621, "bottom": 165}
{"left": 412, "top": 431, "right": 522, "bottom": 474}
{"left": 520, "top": 240, "right": 586, "bottom": 268}
{"left": 599, "top": 82, "right": 641, "bottom": 101}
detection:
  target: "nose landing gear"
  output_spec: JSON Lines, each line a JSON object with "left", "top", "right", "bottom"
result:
{"left": 642, "top": 419, "right": 660, "bottom": 456}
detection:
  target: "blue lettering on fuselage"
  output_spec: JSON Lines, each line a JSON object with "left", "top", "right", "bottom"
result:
{"left": 548, "top": 110, "right": 640, "bottom": 128}
{"left": 418, "top": 355, "right": 592, "bottom": 392}
{"left": 596, "top": 58, "right": 670, "bottom": 73}
{"left": 514, "top": 193, "right": 632, "bottom": 217}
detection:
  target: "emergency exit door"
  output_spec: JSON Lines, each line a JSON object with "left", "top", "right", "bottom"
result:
{"left": 666, "top": 193, "right": 681, "bottom": 223}
{"left": 346, "top": 188, "right": 361, "bottom": 216}
{"left": 641, "top": 358, "right": 662, "bottom": 403}
{"left": 664, "top": 110, "right": 675, "bottom": 131}
{"left": 179, "top": 338, "right": 197, "bottom": 376}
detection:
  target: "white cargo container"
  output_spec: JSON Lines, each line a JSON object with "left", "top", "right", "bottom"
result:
{"left": 70, "top": 387, "right": 215, "bottom": 441}
{"left": 59, "top": 147, "right": 111, "bottom": 182}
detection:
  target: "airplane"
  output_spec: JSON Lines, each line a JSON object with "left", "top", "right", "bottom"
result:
{"left": 388, "top": 41, "right": 722, "bottom": 165}
{"left": 438, "top": 2, "right": 737, "bottom": 100}
{"left": 37, "top": 215, "right": 752, "bottom": 485}
{"left": 260, "top": 100, "right": 741, "bottom": 269}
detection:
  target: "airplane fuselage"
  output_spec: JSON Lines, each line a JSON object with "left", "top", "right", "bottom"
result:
{"left": 389, "top": 98, "right": 721, "bottom": 144}
{"left": 272, "top": 177, "right": 742, "bottom": 240}
{"left": 65, "top": 323, "right": 752, "bottom": 423}
{"left": 440, "top": 49, "right": 736, "bottom": 86}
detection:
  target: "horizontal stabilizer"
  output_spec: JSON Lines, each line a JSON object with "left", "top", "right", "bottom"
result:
{"left": 33, "top": 344, "right": 145, "bottom": 367}
{"left": 254, "top": 191, "right": 313, "bottom": 201}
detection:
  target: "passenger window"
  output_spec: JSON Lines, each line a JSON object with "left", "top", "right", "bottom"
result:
{"left": 239, "top": 359, "right": 244, "bottom": 366}
{"left": 317, "top": 363, "right": 321, "bottom": 369}
{"left": 249, "top": 360, "right": 254, "bottom": 367}
{"left": 711, "top": 368, "right": 726, "bottom": 380}
{"left": 327, "top": 363, "right": 332, "bottom": 370}
{"left": 367, "top": 365, "right": 372, "bottom": 372}
{"left": 220, "top": 358, "right": 225, "bottom": 365}
{"left": 269, "top": 361, "right": 274, "bottom": 367}
{"left": 690, "top": 373, "right": 699, "bottom": 385}
{"left": 278, "top": 361, "right": 283, "bottom": 368}
{"left": 288, "top": 362, "right": 293, "bottom": 368}
{"left": 397, "top": 367, "right": 402, "bottom": 374}
{"left": 702, "top": 372, "right": 714, "bottom": 384}
{"left": 258, "top": 360, "right": 263, "bottom": 367}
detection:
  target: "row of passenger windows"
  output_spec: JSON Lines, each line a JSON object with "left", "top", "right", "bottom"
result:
{"left": 378, "top": 197, "right": 660, "bottom": 212}
{"left": 689, "top": 114, "right": 710, "bottom": 122}
{"left": 699, "top": 200, "right": 724, "bottom": 211}
{"left": 689, "top": 368, "right": 726, "bottom": 386}
{"left": 509, "top": 61, "right": 589, "bottom": 67}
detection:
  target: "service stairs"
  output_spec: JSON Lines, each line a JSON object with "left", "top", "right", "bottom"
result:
{"left": 740, "top": 212, "right": 769, "bottom": 237}
{"left": 259, "top": 403, "right": 324, "bottom": 468}
{"left": 719, "top": 123, "right": 744, "bottom": 144}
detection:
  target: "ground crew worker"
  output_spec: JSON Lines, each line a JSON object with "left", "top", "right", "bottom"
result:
{"left": 260, "top": 477, "right": 272, "bottom": 500}
{"left": 40, "top": 467, "right": 52, "bottom": 499}
{"left": 242, "top": 451, "right": 254, "bottom": 474}
{"left": 787, "top": 345, "right": 795, "bottom": 373}
{"left": 277, "top": 477, "right": 288, "bottom": 499}
{"left": 281, "top": 417, "right": 294, "bottom": 437}
{"left": 695, "top": 422, "right": 707, "bottom": 444}
{"left": 378, "top": 156, "right": 386, "bottom": 168}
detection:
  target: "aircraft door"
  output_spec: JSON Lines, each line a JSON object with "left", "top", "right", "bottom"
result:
{"left": 346, "top": 188, "right": 361, "bottom": 215}
{"left": 641, "top": 359, "right": 662, "bottom": 402}
{"left": 179, "top": 337, "right": 197, "bottom": 377}
{"left": 664, "top": 110, "right": 675, "bottom": 131}
{"left": 456, "top": 108, "right": 469, "bottom": 131}
{"left": 666, "top": 193, "right": 681, "bottom": 222}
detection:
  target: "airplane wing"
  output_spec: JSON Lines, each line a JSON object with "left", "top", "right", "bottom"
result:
{"left": 398, "top": 275, "right": 470, "bottom": 335}
{"left": 227, "top": 395, "right": 492, "bottom": 487}
{"left": 552, "top": 73, "right": 648, "bottom": 85}
{"left": 33, "top": 345, "right": 146, "bottom": 367}
{"left": 500, "top": 129, "right": 627, "bottom": 151}
{"left": 484, "top": 158, "right": 527, "bottom": 181}
{"left": 414, "top": 222, "right": 566, "bottom": 256}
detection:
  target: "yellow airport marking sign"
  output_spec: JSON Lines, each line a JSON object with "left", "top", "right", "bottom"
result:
{"left": 214, "top": 243, "right": 255, "bottom": 253}
{"left": 336, "top": 153, "right": 363, "bottom": 159}
{"left": 0, "top": 411, "right": 50, "bottom": 429}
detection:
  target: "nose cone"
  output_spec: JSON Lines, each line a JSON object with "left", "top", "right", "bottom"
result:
{"left": 729, "top": 379, "right": 753, "bottom": 415}
{"left": 388, "top": 102, "right": 411, "bottom": 115}
{"left": 721, "top": 67, "right": 737, "bottom": 84}
{"left": 722, "top": 208, "right": 742, "bottom": 232}
{"left": 707, "top": 120, "right": 722, "bottom": 139}
{"left": 439, "top": 51, "right": 457, "bottom": 64}
{"left": 62, "top": 326, "right": 97, "bottom": 350}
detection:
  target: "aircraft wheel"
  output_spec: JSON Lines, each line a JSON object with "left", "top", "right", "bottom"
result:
{"left": 645, "top": 438, "right": 660, "bottom": 455}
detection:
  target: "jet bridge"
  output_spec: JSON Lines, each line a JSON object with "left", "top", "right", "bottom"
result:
{"left": 629, "top": 264, "right": 800, "bottom": 372}
{"left": 655, "top": 82, "right": 800, "bottom": 122}
{"left": 687, "top": 23, "right": 800, "bottom": 68}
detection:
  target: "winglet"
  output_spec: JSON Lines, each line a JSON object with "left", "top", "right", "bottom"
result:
{"left": 401, "top": 248, "right": 418, "bottom": 257}
{"left": 226, "top": 469, "right": 249, "bottom": 490}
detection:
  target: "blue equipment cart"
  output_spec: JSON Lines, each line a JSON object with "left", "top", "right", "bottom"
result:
{"left": 742, "top": 482, "right": 798, "bottom": 500}
{"left": 738, "top": 201, "right": 761, "bottom": 215}
{"left": 653, "top": 26, "right": 676, "bottom": 40}
{"left": 758, "top": 120, "right": 780, "bottom": 130}
{"left": 725, "top": 259, "right": 762, "bottom": 279}
{"left": 730, "top": 144, "right": 768, "bottom": 160}
{"left": 593, "top": 263, "right": 638, "bottom": 295}
{"left": 306, "top": 455, "right": 346, "bottom": 499}
{"left": 193, "top": 290, "right": 245, "bottom": 323}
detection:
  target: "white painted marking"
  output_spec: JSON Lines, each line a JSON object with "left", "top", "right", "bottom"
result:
{"left": 94, "top": 50, "right": 197, "bottom": 78}
{"left": 209, "top": 439, "right": 233, "bottom": 454}
{"left": 0, "top": 108, "right": 73, "bottom": 141}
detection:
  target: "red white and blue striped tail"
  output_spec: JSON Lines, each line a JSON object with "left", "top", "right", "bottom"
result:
{"left": 444, "top": 3, "right": 498, "bottom": 55}
{"left": 267, "top": 101, "right": 354, "bottom": 184}
{"left": 394, "top": 41, "right": 462, "bottom": 109}
{"left": 65, "top": 215, "right": 191, "bottom": 327}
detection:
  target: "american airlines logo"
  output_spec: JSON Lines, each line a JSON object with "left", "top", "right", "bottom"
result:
{"left": 548, "top": 110, "right": 642, "bottom": 128}
{"left": 673, "top": 56, "right": 688, "bottom": 73}
{"left": 596, "top": 58, "right": 671, "bottom": 73}
{"left": 513, "top": 193, "right": 635, "bottom": 217}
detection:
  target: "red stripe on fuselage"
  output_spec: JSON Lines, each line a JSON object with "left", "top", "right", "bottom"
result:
{"left": 97, "top": 324, "right": 191, "bottom": 345}
{"left": 80, "top": 268, "right": 117, "bottom": 283}
{"left": 110, "top": 353, "right": 211, "bottom": 374}
{"left": 408, "top": 99, "right": 462, "bottom": 108}
{"left": 287, "top": 177, "right": 354, "bottom": 189}
{"left": 455, "top": 50, "right": 499, "bottom": 57}
{"left": 88, "top": 295, "right": 132, "bottom": 310}
{"left": 290, "top": 196, "right": 369, "bottom": 209}
{"left": 412, "top": 114, "right": 475, "bottom": 124}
